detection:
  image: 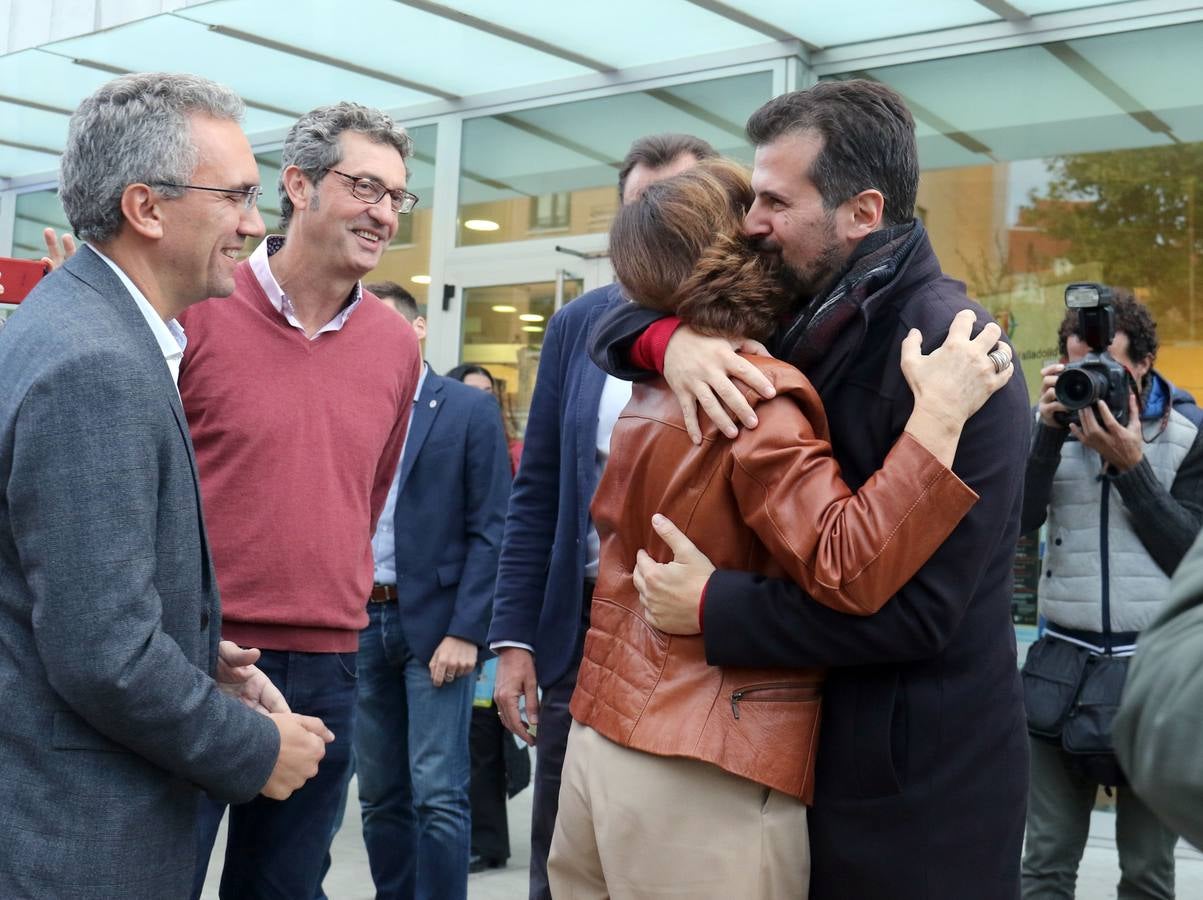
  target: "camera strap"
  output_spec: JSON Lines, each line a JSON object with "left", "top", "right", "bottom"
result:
{"left": 1139, "top": 407, "right": 1171, "bottom": 445}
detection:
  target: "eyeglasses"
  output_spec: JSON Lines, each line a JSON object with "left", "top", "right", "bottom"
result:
{"left": 326, "top": 169, "right": 418, "bottom": 215}
{"left": 153, "top": 182, "right": 263, "bottom": 211}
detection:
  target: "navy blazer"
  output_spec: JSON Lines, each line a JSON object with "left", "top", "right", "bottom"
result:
{"left": 488, "top": 284, "right": 624, "bottom": 688}
{"left": 392, "top": 369, "right": 511, "bottom": 664}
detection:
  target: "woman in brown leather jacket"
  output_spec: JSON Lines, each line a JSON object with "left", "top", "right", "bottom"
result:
{"left": 548, "top": 159, "right": 1015, "bottom": 900}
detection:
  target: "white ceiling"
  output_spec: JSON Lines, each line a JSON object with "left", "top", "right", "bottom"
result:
{"left": 0, "top": 0, "right": 1181, "bottom": 184}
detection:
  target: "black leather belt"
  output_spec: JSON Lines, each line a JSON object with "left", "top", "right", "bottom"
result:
{"left": 369, "top": 583, "right": 398, "bottom": 603}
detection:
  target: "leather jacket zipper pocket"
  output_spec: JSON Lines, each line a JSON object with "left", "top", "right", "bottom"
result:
{"left": 730, "top": 682, "right": 822, "bottom": 720}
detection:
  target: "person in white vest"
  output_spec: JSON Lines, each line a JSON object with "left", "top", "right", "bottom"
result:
{"left": 1019, "top": 287, "right": 1203, "bottom": 900}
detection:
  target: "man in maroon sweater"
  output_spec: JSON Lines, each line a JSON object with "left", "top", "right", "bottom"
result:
{"left": 181, "top": 102, "right": 422, "bottom": 899}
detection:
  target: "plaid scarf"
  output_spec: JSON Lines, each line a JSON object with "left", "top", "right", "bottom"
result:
{"left": 776, "top": 221, "right": 923, "bottom": 379}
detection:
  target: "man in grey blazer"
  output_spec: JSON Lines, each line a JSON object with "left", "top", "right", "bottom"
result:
{"left": 0, "top": 73, "right": 332, "bottom": 899}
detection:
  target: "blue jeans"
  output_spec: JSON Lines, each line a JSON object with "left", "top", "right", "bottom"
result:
{"left": 191, "top": 649, "right": 358, "bottom": 900}
{"left": 356, "top": 601, "right": 473, "bottom": 900}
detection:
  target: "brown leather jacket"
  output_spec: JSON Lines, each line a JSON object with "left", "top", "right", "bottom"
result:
{"left": 570, "top": 356, "right": 978, "bottom": 802}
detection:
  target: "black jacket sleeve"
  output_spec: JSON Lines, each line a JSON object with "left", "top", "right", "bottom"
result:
{"left": 1020, "top": 419, "right": 1069, "bottom": 533}
{"left": 586, "top": 300, "right": 667, "bottom": 381}
{"left": 701, "top": 374, "right": 1031, "bottom": 669}
{"left": 1113, "top": 427, "right": 1203, "bottom": 576}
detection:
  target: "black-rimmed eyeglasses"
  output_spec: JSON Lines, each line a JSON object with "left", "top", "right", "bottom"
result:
{"left": 153, "top": 182, "right": 263, "bottom": 211}
{"left": 326, "top": 168, "right": 418, "bottom": 214}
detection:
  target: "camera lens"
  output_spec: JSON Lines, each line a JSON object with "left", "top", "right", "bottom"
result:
{"left": 1055, "top": 367, "right": 1103, "bottom": 410}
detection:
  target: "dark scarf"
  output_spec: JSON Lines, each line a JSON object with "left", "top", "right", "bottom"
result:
{"left": 775, "top": 220, "right": 922, "bottom": 374}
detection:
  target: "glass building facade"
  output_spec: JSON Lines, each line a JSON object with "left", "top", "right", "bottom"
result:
{"left": 835, "top": 21, "right": 1203, "bottom": 408}
{"left": 3, "top": 6, "right": 1201, "bottom": 634}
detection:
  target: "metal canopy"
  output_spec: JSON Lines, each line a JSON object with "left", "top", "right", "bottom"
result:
{"left": 0, "top": 0, "right": 1197, "bottom": 186}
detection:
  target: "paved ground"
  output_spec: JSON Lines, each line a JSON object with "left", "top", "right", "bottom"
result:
{"left": 201, "top": 774, "right": 1203, "bottom": 899}
{"left": 200, "top": 773, "right": 531, "bottom": 900}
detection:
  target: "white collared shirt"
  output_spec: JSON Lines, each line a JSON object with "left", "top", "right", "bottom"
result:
{"left": 249, "top": 235, "right": 361, "bottom": 339}
{"left": 88, "top": 244, "right": 187, "bottom": 387}
{"left": 371, "top": 361, "right": 430, "bottom": 586}
{"left": 584, "top": 374, "right": 633, "bottom": 579}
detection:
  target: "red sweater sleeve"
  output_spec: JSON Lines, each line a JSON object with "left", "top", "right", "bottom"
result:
{"left": 630, "top": 316, "right": 682, "bottom": 373}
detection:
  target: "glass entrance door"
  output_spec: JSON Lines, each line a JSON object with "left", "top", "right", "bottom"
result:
{"left": 437, "top": 243, "right": 611, "bottom": 439}
{"left": 459, "top": 274, "right": 584, "bottom": 440}
{"left": 432, "top": 237, "right": 613, "bottom": 444}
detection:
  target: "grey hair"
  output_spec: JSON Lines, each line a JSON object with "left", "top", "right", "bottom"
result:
{"left": 278, "top": 102, "right": 413, "bottom": 229}
{"left": 59, "top": 73, "right": 245, "bottom": 244}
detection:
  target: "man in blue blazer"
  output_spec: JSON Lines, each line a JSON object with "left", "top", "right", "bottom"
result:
{"left": 0, "top": 73, "right": 330, "bottom": 898}
{"left": 354, "top": 282, "right": 511, "bottom": 900}
{"left": 487, "top": 133, "right": 717, "bottom": 900}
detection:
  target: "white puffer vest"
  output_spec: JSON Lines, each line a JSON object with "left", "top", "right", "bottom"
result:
{"left": 1038, "top": 409, "right": 1196, "bottom": 633}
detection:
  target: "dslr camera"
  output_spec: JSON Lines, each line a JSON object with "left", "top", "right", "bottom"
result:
{"left": 1054, "top": 283, "right": 1131, "bottom": 428}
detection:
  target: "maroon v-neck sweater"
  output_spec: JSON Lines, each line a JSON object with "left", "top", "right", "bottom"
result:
{"left": 177, "top": 262, "right": 421, "bottom": 652}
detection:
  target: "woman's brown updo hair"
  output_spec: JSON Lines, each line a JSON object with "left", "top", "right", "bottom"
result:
{"left": 608, "top": 157, "right": 789, "bottom": 342}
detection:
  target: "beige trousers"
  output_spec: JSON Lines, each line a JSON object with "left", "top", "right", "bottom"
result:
{"left": 548, "top": 721, "right": 809, "bottom": 900}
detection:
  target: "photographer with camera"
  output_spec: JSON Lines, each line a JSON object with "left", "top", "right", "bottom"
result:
{"left": 1020, "top": 285, "right": 1203, "bottom": 899}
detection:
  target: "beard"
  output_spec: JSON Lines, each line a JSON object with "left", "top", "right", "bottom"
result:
{"left": 789, "top": 239, "right": 846, "bottom": 300}
{"left": 752, "top": 216, "right": 847, "bottom": 308}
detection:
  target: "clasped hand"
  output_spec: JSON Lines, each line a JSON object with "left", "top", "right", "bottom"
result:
{"left": 635, "top": 515, "right": 715, "bottom": 635}
{"left": 216, "top": 641, "right": 289, "bottom": 715}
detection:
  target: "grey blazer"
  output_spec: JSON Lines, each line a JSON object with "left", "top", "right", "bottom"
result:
{"left": 0, "top": 247, "right": 279, "bottom": 899}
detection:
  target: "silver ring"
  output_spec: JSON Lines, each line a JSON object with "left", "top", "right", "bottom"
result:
{"left": 988, "top": 349, "right": 1012, "bottom": 374}
{"left": 444, "top": 674, "right": 455, "bottom": 683}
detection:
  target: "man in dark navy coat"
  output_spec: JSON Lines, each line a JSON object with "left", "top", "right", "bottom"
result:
{"left": 589, "top": 81, "right": 1031, "bottom": 900}
{"left": 486, "top": 134, "right": 717, "bottom": 899}
{"left": 353, "top": 282, "right": 512, "bottom": 900}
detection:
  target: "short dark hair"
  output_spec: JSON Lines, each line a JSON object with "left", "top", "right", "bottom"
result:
{"left": 445, "top": 363, "right": 496, "bottom": 389}
{"left": 617, "top": 134, "right": 717, "bottom": 200}
{"left": 366, "top": 280, "right": 419, "bottom": 320}
{"left": 745, "top": 80, "right": 918, "bottom": 227}
{"left": 1057, "top": 287, "right": 1158, "bottom": 362}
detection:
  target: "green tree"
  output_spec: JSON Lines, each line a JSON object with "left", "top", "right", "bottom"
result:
{"left": 1028, "top": 143, "right": 1203, "bottom": 340}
